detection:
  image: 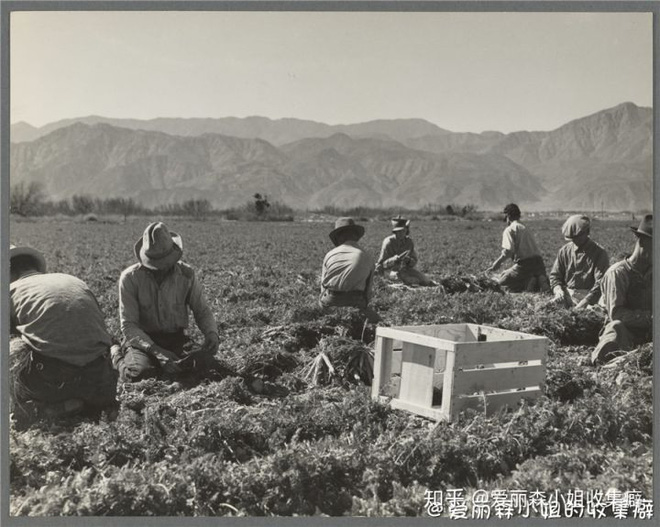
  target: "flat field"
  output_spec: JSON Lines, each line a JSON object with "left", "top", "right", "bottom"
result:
{"left": 8, "top": 216, "right": 653, "bottom": 517}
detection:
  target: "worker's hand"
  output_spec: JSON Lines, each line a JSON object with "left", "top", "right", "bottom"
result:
{"left": 553, "top": 286, "right": 573, "bottom": 308}
{"left": 151, "top": 345, "right": 183, "bottom": 373}
{"left": 574, "top": 298, "right": 589, "bottom": 310}
{"left": 202, "top": 332, "right": 220, "bottom": 355}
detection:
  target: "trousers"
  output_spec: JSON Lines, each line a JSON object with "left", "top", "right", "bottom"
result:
{"left": 591, "top": 320, "right": 651, "bottom": 364}
{"left": 498, "top": 255, "right": 549, "bottom": 293}
{"left": 10, "top": 337, "right": 117, "bottom": 409}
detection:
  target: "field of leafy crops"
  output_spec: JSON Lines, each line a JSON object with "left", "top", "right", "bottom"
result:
{"left": 8, "top": 215, "right": 653, "bottom": 517}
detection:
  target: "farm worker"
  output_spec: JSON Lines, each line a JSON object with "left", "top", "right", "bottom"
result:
{"left": 549, "top": 215, "right": 610, "bottom": 309}
{"left": 591, "top": 215, "right": 652, "bottom": 365}
{"left": 320, "top": 217, "right": 378, "bottom": 320}
{"left": 114, "top": 222, "right": 220, "bottom": 382}
{"left": 375, "top": 216, "right": 435, "bottom": 287}
{"left": 485, "top": 203, "right": 550, "bottom": 293}
{"left": 9, "top": 245, "right": 118, "bottom": 423}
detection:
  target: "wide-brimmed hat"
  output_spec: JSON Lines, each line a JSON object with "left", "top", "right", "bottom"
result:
{"left": 9, "top": 244, "right": 47, "bottom": 274}
{"left": 562, "top": 214, "right": 591, "bottom": 240}
{"left": 134, "top": 222, "right": 183, "bottom": 270}
{"left": 329, "top": 217, "right": 365, "bottom": 246}
{"left": 630, "top": 214, "right": 652, "bottom": 238}
{"left": 391, "top": 215, "right": 411, "bottom": 232}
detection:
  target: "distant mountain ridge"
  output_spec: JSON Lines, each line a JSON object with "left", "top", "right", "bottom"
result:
{"left": 9, "top": 102, "right": 652, "bottom": 211}
{"left": 11, "top": 115, "right": 452, "bottom": 146}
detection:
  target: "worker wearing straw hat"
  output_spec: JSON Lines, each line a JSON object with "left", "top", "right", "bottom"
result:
{"left": 9, "top": 244, "right": 118, "bottom": 425}
{"left": 320, "top": 217, "right": 378, "bottom": 320}
{"left": 549, "top": 214, "right": 610, "bottom": 309}
{"left": 115, "top": 222, "right": 220, "bottom": 382}
{"left": 375, "top": 215, "right": 435, "bottom": 287}
{"left": 592, "top": 215, "right": 653, "bottom": 365}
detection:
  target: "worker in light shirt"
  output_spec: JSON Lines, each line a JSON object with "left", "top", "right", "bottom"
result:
{"left": 9, "top": 245, "right": 118, "bottom": 424}
{"left": 486, "top": 203, "right": 550, "bottom": 293}
{"left": 114, "top": 222, "right": 220, "bottom": 382}
{"left": 592, "top": 215, "right": 652, "bottom": 365}
{"left": 320, "top": 217, "right": 378, "bottom": 321}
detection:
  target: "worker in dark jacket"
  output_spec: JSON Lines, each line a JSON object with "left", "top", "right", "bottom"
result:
{"left": 549, "top": 214, "right": 610, "bottom": 309}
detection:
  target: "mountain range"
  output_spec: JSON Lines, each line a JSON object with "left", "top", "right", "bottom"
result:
{"left": 10, "top": 102, "right": 653, "bottom": 211}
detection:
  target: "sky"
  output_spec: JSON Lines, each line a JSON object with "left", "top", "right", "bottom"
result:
{"left": 9, "top": 10, "right": 653, "bottom": 133}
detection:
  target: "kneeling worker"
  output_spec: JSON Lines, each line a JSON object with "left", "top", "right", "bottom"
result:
{"left": 320, "top": 217, "right": 377, "bottom": 319}
{"left": 115, "top": 222, "right": 220, "bottom": 382}
{"left": 375, "top": 216, "right": 435, "bottom": 287}
{"left": 9, "top": 245, "right": 118, "bottom": 422}
{"left": 592, "top": 215, "right": 652, "bottom": 364}
{"left": 486, "top": 203, "right": 550, "bottom": 292}
{"left": 549, "top": 214, "right": 610, "bottom": 309}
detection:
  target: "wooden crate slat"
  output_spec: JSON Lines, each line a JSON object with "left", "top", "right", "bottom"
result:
{"left": 391, "top": 323, "right": 469, "bottom": 338}
{"left": 454, "top": 339, "right": 547, "bottom": 368}
{"left": 392, "top": 349, "right": 402, "bottom": 373}
{"left": 388, "top": 398, "right": 448, "bottom": 421}
{"left": 376, "top": 327, "right": 458, "bottom": 350}
{"left": 371, "top": 336, "right": 394, "bottom": 398}
{"left": 465, "top": 323, "right": 546, "bottom": 342}
{"left": 452, "top": 388, "right": 543, "bottom": 416}
{"left": 453, "top": 364, "right": 545, "bottom": 395}
{"left": 398, "top": 343, "right": 435, "bottom": 406}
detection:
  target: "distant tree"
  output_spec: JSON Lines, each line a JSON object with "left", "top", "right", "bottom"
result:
{"left": 71, "top": 195, "right": 95, "bottom": 215}
{"left": 461, "top": 204, "right": 478, "bottom": 217}
{"left": 10, "top": 181, "right": 44, "bottom": 216}
{"left": 254, "top": 193, "right": 270, "bottom": 215}
{"left": 445, "top": 205, "right": 454, "bottom": 216}
{"left": 182, "top": 199, "right": 212, "bottom": 220}
{"left": 116, "top": 197, "right": 139, "bottom": 221}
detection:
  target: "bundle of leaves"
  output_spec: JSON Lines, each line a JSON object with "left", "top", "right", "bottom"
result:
{"left": 437, "top": 274, "right": 503, "bottom": 294}
{"left": 260, "top": 323, "right": 338, "bottom": 352}
{"left": 234, "top": 343, "right": 301, "bottom": 381}
{"left": 300, "top": 336, "right": 374, "bottom": 387}
{"left": 544, "top": 346, "right": 597, "bottom": 402}
{"left": 501, "top": 301, "right": 606, "bottom": 345}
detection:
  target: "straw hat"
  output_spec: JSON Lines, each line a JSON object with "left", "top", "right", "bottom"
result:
{"left": 9, "top": 244, "right": 47, "bottom": 274}
{"left": 134, "top": 222, "right": 183, "bottom": 270}
{"left": 329, "top": 217, "right": 365, "bottom": 246}
{"left": 630, "top": 214, "right": 652, "bottom": 238}
{"left": 391, "top": 215, "right": 410, "bottom": 232}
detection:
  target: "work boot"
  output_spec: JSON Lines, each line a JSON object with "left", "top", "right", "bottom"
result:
{"left": 591, "top": 340, "right": 622, "bottom": 365}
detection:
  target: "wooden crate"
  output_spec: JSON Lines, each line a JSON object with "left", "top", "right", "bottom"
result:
{"left": 371, "top": 324, "right": 548, "bottom": 421}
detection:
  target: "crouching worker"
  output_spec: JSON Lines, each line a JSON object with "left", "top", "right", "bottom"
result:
{"left": 9, "top": 245, "right": 118, "bottom": 424}
{"left": 591, "top": 215, "right": 652, "bottom": 365}
{"left": 114, "top": 222, "right": 220, "bottom": 382}
{"left": 320, "top": 217, "right": 379, "bottom": 321}
{"left": 550, "top": 214, "right": 609, "bottom": 309}
{"left": 376, "top": 216, "right": 435, "bottom": 287}
{"left": 486, "top": 203, "right": 550, "bottom": 293}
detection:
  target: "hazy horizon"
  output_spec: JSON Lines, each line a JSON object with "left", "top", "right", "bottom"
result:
{"left": 9, "top": 99, "right": 652, "bottom": 136}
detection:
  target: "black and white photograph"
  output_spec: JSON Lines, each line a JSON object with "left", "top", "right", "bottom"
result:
{"left": 2, "top": 1, "right": 655, "bottom": 521}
